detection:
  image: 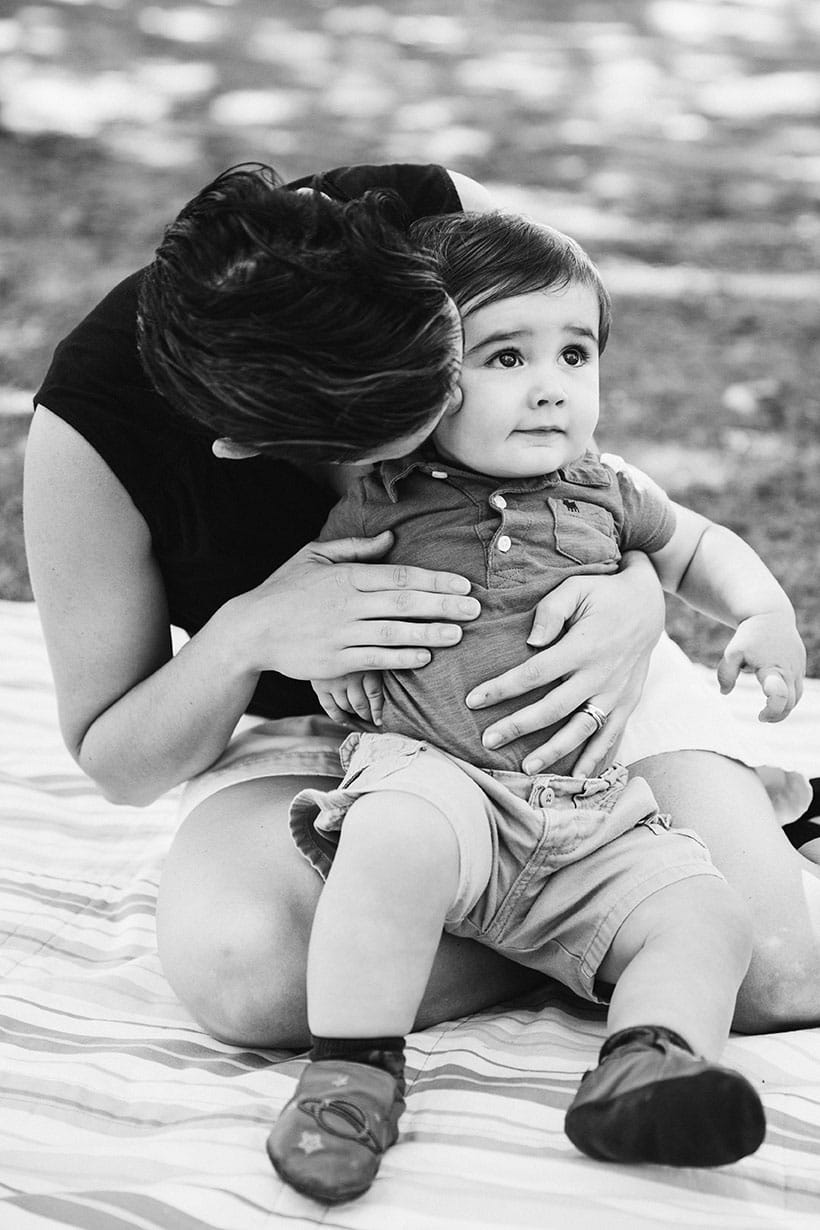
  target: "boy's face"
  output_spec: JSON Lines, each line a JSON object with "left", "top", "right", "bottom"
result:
{"left": 433, "top": 283, "right": 601, "bottom": 478}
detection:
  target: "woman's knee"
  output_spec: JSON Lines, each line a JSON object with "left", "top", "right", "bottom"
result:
{"left": 156, "top": 777, "right": 322, "bottom": 1047}
{"left": 735, "top": 936, "right": 820, "bottom": 1033}
{"left": 158, "top": 890, "right": 313, "bottom": 1047}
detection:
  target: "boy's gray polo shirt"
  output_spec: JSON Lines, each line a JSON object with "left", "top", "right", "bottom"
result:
{"left": 319, "top": 449, "right": 676, "bottom": 772}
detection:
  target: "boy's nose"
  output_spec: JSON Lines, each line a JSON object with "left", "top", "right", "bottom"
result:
{"left": 529, "top": 373, "right": 566, "bottom": 406}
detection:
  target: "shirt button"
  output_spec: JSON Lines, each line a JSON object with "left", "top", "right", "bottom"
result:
{"left": 491, "top": 494, "right": 507, "bottom": 510}
{"left": 497, "top": 534, "right": 512, "bottom": 552}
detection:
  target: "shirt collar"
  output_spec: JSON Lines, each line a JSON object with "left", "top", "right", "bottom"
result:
{"left": 378, "top": 447, "right": 612, "bottom": 502}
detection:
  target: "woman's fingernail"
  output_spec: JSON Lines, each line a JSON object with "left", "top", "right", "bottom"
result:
{"left": 483, "top": 731, "right": 501, "bottom": 749}
{"left": 523, "top": 759, "right": 542, "bottom": 774}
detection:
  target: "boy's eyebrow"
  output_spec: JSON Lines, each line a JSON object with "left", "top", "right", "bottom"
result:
{"left": 465, "top": 323, "right": 599, "bottom": 355}
{"left": 464, "top": 327, "right": 530, "bottom": 356}
{"left": 566, "top": 324, "right": 599, "bottom": 344}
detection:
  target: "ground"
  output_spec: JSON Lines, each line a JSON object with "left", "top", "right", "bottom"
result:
{"left": 1, "top": 0, "right": 818, "bottom": 669}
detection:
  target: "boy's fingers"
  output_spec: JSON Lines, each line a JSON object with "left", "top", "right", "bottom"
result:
{"left": 316, "top": 692, "right": 350, "bottom": 725}
{"left": 758, "top": 670, "right": 791, "bottom": 722}
{"left": 716, "top": 648, "right": 743, "bottom": 695}
{"left": 362, "top": 672, "right": 384, "bottom": 725}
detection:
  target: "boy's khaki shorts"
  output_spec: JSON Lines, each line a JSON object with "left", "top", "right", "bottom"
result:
{"left": 290, "top": 731, "right": 722, "bottom": 1003}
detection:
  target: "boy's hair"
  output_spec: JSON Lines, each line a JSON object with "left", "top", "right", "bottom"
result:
{"left": 137, "top": 164, "right": 461, "bottom": 461}
{"left": 410, "top": 211, "right": 612, "bottom": 352}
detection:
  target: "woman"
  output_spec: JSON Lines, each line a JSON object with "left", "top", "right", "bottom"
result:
{"left": 24, "top": 162, "right": 819, "bottom": 1047}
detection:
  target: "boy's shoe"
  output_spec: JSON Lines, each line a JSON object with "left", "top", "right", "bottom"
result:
{"left": 266, "top": 1059, "right": 405, "bottom": 1203}
{"left": 564, "top": 1025, "right": 766, "bottom": 1167}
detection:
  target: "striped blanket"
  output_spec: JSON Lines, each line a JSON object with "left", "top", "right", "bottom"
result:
{"left": 2, "top": 598, "right": 819, "bottom": 1229}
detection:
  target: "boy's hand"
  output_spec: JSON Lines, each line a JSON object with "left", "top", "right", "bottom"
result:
{"left": 717, "top": 613, "right": 806, "bottom": 722}
{"left": 312, "top": 672, "right": 384, "bottom": 728}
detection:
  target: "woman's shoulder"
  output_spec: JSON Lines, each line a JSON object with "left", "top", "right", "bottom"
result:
{"left": 36, "top": 269, "right": 209, "bottom": 481}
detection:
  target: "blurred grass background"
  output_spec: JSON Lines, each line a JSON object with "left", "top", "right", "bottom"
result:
{"left": 0, "top": 0, "right": 818, "bottom": 669}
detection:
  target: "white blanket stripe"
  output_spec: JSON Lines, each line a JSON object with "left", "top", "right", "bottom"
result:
{"left": 2, "top": 600, "right": 820, "bottom": 1229}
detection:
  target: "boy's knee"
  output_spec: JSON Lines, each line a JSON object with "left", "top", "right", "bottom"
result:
{"left": 341, "top": 790, "right": 461, "bottom": 859}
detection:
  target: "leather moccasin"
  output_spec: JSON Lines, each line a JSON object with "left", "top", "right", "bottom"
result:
{"left": 564, "top": 1025, "right": 766, "bottom": 1167}
{"left": 267, "top": 1059, "right": 405, "bottom": 1203}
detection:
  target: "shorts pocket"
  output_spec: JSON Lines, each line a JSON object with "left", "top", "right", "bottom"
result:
{"left": 548, "top": 497, "right": 619, "bottom": 566}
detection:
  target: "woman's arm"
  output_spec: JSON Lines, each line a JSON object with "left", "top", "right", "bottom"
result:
{"left": 446, "top": 170, "right": 497, "bottom": 212}
{"left": 24, "top": 409, "right": 481, "bottom": 805}
{"left": 24, "top": 409, "right": 263, "bottom": 805}
{"left": 464, "top": 551, "right": 666, "bottom": 776}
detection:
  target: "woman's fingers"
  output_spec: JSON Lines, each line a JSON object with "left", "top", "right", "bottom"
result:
{"left": 479, "top": 677, "right": 591, "bottom": 752}
{"left": 466, "top": 639, "right": 579, "bottom": 710}
{"left": 355, "top": 587, "right": 481, "bottom": 624}
{"left": 316, "top": 536, "right": 473, "bottom": 597}
{"left": 533, "top": 701, "right": 629, "bottom": 777}
{"left": 350, "top": 560, "right": 474, "bottom": 597}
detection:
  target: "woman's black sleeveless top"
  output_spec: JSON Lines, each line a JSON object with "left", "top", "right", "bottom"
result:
{"left": 34, "top": 164, "right": 462, "bottom": 718}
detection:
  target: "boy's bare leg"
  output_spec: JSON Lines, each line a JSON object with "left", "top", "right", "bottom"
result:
{"left": 268, "top": 790, "right": 479, "bottom": 1203}
{"left": 565, "top": 873, "right": 766, "bottom": 1166}
{"left": 307, "top": 791, "right": 461, "bottom": 1037}
{"left": 156, "top": 775, "right": 541, "bottom": 1049}
{"left": 596, "top": 875, "right": 752, "bottom": 1058}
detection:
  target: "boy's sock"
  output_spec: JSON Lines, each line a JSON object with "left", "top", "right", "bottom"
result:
{"left": 266, "top": 1035, "right": 407, "bottom": 1203}
{"left": 564, "top": 1023, "right": 766, "bottom": 1167}
{"left": 310, "top": 1034, "right": 406, "bottom": 1085}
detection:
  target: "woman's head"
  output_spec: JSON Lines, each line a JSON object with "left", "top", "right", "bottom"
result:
{"left": 410, "top": 210, "right": 611, "bottom": 351}
{"left": 137, "top": 164, "right": 462, "bottom": 462}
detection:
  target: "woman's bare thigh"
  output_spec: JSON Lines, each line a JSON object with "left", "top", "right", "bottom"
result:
{"left": 633, "top": 750, "right": 820, "bottom": 1032}
{"left": 157, "top": 774, "right": 542, "bottom": 1049}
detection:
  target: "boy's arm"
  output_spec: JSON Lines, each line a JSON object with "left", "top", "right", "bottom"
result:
{"left": 650, "top": 503, "right": 805, "bottom": 720}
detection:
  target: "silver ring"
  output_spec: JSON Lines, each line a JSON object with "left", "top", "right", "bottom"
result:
{"left": 579, "top": 702, "right": 608, "bottom": 732}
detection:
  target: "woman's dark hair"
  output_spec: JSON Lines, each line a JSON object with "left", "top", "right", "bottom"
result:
{"left": 410, "top": 211, "right": 612, "bottom": 352}
{"left": 137, "top": 164, "right": 460, "bottom": 461}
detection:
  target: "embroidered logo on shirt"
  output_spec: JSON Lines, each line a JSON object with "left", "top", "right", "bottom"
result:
{"left": 562, "top": 499, "right": 580, "bottom": 512}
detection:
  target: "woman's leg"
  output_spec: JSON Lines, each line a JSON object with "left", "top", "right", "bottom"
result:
{"left": 633, "top": 750, "right": 820, "bottom": 1032}
{"left": 156, "top": 774, "right": 542, "bottom": 1048}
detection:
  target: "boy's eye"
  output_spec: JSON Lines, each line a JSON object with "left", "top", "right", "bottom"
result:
{"left": 489, "top": 349, "right": 522, "bottom": 369}
{"left": 562, "top": 346, "right": 588, "bottom": 367}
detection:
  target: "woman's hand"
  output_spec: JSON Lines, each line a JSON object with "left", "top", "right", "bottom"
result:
{"left": 225, "top": 530, "right": 481, "bottom": 682}
{"left": 464, "top": 554, "right": 665, "bottom": 776}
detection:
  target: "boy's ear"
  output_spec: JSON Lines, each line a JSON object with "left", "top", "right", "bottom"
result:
{"left": 212, "top": 438, "right": 262, "bottom": 460}
{"left": 443, "top": 385, "right": 463, "bottom": 416}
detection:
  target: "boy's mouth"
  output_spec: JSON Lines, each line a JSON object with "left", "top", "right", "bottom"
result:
{"left": 513, "top": 426, "right": 565, "bottom": 437}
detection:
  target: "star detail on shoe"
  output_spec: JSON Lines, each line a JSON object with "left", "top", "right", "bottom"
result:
{"left": 331, "top": 1075, "right": 350, "bottom": 1087}
{"left": 296, "top": 1131, "right": 325, "bottom": 1155}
